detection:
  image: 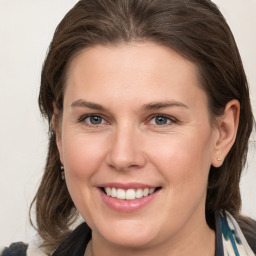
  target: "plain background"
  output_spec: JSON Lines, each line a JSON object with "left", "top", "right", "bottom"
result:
{"left": 0, "top": 0, "right": 255, "bottom": 246}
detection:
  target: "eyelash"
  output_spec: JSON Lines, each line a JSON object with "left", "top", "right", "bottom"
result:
{"left": 147, "top": 114, "right": 177, "bottom": 126}
{"left": 78, "top": 114, "right": 109, "bottom": 127}
{"left": 78, "top": 114, "right": 178, "bottom": 127}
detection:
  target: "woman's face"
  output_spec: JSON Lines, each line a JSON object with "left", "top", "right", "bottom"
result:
{"left": 57, "top": 43, "right": 218, "bottom": 250}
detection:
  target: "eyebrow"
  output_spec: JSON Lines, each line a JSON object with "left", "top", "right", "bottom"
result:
{"left": 71, "top": 99, "right": 106, "bottom": 111}
{"left": 71, "top": 99, "right": 189, "bottom": 111}
{"left": 142, "top": 101, "right": 189, "bottom": 111}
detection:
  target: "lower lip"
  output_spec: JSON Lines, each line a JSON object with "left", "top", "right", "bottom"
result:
{"left": 99, "top": 189, "right": 159, "bottom": 212}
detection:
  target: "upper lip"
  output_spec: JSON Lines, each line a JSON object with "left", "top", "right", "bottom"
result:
{"left": 98, "top": 182, "right": 158, "bottom": 189}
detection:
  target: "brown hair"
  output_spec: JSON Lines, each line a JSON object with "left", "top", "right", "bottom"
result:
{"left": 32, "top": 0, "right": 254, "bottom": 253}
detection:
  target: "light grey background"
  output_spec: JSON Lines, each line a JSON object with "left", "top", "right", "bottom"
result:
{"left": 0, "top": 0, "right": 255, "bottom": 246}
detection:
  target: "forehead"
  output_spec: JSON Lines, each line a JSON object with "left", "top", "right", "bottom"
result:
{"left": 66, "top": 42, "right": 198, "bottom": 83}
{"left": 64, "top": 42, "right": 208, "bottom": 111}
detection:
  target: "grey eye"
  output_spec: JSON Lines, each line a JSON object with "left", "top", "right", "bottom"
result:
{"left": 84, "top": 115, "right": 106, "bottom": 125}
{"left": 90, "top": 116, "right": 102, "bottom": 124}
{"left": 149, "top": 116, "right": 171, "bottom": 125}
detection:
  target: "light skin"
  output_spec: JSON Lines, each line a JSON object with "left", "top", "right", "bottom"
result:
{"left": 53, "top": 42, "right": 240, "bottom": 256}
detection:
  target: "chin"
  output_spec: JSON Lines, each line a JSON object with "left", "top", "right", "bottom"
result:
{"left": 105, "top": 232, "right": 156, "bottom": 249}
{"left": 94, "top": 220, "right": 158, "bottom": 249}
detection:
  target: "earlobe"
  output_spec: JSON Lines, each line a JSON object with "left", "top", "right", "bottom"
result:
{"left": 211, "top": 99, "right": 240, "bottom": 167}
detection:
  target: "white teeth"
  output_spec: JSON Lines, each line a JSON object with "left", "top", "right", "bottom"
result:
{"left": 117, "top": 188, "right": 126, "bottom": 199}
{"left": 135, "top": 189, "right": 143, "bottom": 199}
{"left": 105, "top": 187, "right": 111, "bottom": 196}
{"left": 143, "top": 188, "right": 149, "bottom": 197}
{"left": 111, "top": 188, "right": 117, "bottom": 197}
{"left": 126, "top": 189, "right": 136, "bottom": 200}
{"left": 149, "top": 188, "right": 155, "bottom": 194}
{"left": 104, "top": 187, "right": 156, "bottom": 200}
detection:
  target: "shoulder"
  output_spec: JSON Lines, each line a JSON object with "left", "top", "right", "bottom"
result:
{"left": 52, "top": 222, "right": 91, "bottom": 256}
{"left": 1, "top": 242, "right": 28, "bottom": 256}
{"left": 216, "top": 211, "right": 256, "bottom": 255}
{"left": 239, "top": 216, "right": 256, "bottom": 253}
{"left": 1, "top": 233, "right": 48, "bottom": 256}
{"left": 1, "top": 223, "right": 91, "bottom": 256}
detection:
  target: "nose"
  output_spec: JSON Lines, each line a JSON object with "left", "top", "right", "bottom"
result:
{"left": 106, "top": 125, "right": 146, "bottom": 171}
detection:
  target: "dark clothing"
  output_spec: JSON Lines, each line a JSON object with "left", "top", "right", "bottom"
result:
{"left": 2, "top": 242, "right": 28, "bottom": 256}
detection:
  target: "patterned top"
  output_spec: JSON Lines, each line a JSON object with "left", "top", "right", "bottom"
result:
{"left": 1, "top": 210, "right": 255, "bottom": 256}
{"left": 215, "top": 211, "right": 255, "bottom": 255}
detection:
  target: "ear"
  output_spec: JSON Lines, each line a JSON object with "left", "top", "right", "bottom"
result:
{"left": 52, "top": 102, "right": 63, "bottom": 164}
{"left": 211, "top": 99, "right": 240, "bottom": 167}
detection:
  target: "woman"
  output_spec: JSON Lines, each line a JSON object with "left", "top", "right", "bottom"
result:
{"left": 1, "top": 0, "right": 255, "bottom": 255}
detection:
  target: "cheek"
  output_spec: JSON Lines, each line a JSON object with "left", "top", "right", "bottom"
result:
{"left": 61, "top": 132, "right": 108, "bottom": 180}
{"left": 148, "top": 129, "right": 213, "bottom": 192}
{"left": 60, "top": 131, "right": 109, "bottom": 220}
{"left": 145, "top": 130, "right": 214, "bottom": 231}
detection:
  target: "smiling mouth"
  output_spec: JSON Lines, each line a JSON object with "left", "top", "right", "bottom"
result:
{"left": 101, "top": 187, "right": 161, "bottom": 200}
